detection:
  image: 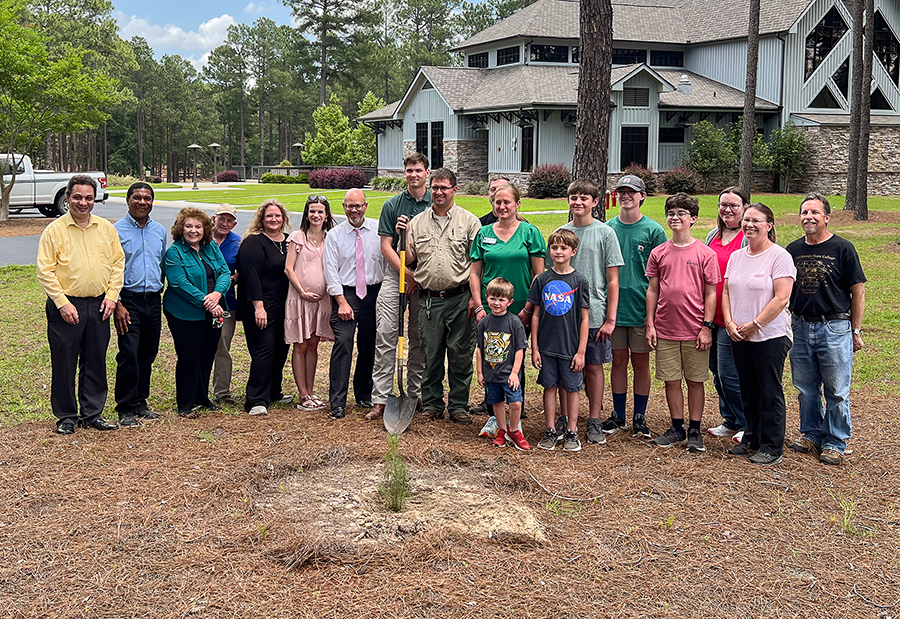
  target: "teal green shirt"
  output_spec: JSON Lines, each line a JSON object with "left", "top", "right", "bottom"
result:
{"left": 470, "top": 222, "right": 547, "bottom": 315}
{"left": 607, "top": 215, "right": 667, "bottom": 327}
{"left": 378, "top": 188, "right": 432, "bottom": 251}
{"left": 163, "top": 239, "right": 231, "bottom": 321}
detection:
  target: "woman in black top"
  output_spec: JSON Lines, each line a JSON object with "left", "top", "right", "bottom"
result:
{"left": 237, "top": 199, "right": 292, "bottom": 415}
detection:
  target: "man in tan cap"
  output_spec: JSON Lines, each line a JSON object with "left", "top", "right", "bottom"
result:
{"left": 211, "top": 204, "right": 242, "bottom": 404}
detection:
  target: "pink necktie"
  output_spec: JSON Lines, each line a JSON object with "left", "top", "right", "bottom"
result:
{"left": 355, "top": 228, "right": 367, "bottom": 299}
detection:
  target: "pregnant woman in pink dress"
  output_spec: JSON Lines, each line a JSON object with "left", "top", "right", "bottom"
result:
{"left": 285, "top": 195, "right": 336, "bottom": 411}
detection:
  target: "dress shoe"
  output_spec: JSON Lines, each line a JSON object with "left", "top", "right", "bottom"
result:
{"left": 118, "top": 413, "right": 140, "bottom": 428}
{"left": 330, "top": 407, "right": 345, "bottom": 419}
{"left": 134, "top": 404, "right": 160, "bottom": 420}
{"left": 365, "top": 403, "right": 385, "bottom": 421}
{"left": 56, "top": 420, "right": 76, "bottom": 435}
{"left": 213, "top": 395, "right": 237, "bottom": 407}
{"left": 80, "top": 418, "right": 118, "bottom": 431}
{"left": 356, "top": 399, "right": 374, "bottom": 409}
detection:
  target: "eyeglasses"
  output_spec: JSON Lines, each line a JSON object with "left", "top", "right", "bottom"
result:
{"left": 718, "top": 203, "right": 743, "bottom": 211}
{"left": 431, "top": 185, "right": 455, "bottom": 193}
{"left": 742, "top": 218, "right": 768, "bottom": 225}
{"left": 666, "top": 211, "right": 692, "bottom": 219}
{"left": 343, "top": 203, "right": 366, "bottom": 211}
{"left": 309, "top": 195, "right": 330, "bottom": 205}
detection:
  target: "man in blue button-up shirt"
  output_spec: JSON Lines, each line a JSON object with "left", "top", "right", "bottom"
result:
{"left": 112, "top": 182, "right": 167, "bottom": 427}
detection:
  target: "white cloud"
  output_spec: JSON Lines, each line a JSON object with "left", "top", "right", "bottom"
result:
{"left": 116, "top": 12, "right": 235, "bottom": 53}
{"left": 243, "top": 2, "right": 266, "bottom": 14}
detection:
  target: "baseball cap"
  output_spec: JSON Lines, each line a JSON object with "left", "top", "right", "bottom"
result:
{"left": 615, "top": 176, "right": 646, "bottom": 192}
{"left": 214, "top": 204, "right": 238, "bottom": 218}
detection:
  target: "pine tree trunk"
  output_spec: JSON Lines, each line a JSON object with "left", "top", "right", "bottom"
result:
{"left": 846, "top": 0, "right": 865, "bottom": 210}
{"left": 259, "top": 95, "right": 265, "bottom": 166}
{"left": 739, "top": 0, "right": 761, "bottom": 195}
{"left": 855, "top": 0, "right": 874, "bottom": 221}
{"left": 573, "top": 0, "right": 613, "bottom": 221}
{"left": 137, "top": 108, "right": 144, "bottom": 177}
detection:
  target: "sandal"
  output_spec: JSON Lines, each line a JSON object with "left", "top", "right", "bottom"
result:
{"left": 296, "top": 395, "right": 318, "bottom": 412}
{"left": 178, "top": 408, "right": 201, "bottom": 419}
{"left": 309, "top": 395, "right": 327, "bottom": 410}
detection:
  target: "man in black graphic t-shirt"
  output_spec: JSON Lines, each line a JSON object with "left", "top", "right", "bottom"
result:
{"left": 786, "top": 193, "right": 866, "bottom": 466}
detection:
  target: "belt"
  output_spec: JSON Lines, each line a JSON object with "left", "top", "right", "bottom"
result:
{"left": 795, "top": 312, "right": 850, "bottom": 323}
{"left": 420, "top": 283, "right": 468, "bottom": 299}
{"left": 121, "top": 289, "right": 162, "bottom": 297}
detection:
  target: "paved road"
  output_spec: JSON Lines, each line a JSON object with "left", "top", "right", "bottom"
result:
{"left": 0, "top": 197, "right": 310, "bottom": 267}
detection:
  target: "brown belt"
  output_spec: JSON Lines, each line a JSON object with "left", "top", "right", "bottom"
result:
{"left": 420, "top": 284, "right": 468, "bottom": 299}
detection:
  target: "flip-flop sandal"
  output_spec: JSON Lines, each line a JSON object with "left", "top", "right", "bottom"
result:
{"left": 296, "top": 395, "right": 318, "bottom": 412}
{"left": 309, "top": 396, "right": 327, "bottom": 410}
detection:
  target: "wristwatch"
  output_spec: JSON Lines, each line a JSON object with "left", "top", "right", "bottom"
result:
{"left": 852, "top": 328, "right": 862, "bottom": 335}
{"left": 702, "top": 321, "right": 716, "bottom": 329}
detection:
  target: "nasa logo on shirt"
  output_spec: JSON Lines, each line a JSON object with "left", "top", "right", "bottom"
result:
{"left": 542, "top": 280, "right": 577, "bottom": 316}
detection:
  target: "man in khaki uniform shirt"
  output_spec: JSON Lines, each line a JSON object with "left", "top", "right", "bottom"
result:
{"left": 37, "top": 175, "right": 125, "bottom": 434}
{"left": 405, "top": 168, "right": 481, "bottom": 423}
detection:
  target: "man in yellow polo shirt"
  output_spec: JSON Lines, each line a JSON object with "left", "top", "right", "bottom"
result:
{"left": 37, "top": 175, "right": 125, "bottom": 434}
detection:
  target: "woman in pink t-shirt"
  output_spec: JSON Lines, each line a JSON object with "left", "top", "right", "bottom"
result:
{"left": 704, "top": 186, "right": 749, "bottom": 442}
{"left": 285, "top": 196, "right": 336, "bottom": 411}
{"left": 722, "top": 203, "right": 796, "bottom": 466}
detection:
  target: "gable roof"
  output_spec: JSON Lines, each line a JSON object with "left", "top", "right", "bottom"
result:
{"left": 656, "top": 69, "right": 779, "bottom": 109}
{"left": 358, "top": 101, "right": 400, "bottom": 122}
{"left": 453, "top": 0, "right": 813, "bottom": 50}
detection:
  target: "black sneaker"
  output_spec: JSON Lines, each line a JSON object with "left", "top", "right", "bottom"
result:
{"left": 562, "top": 430, "right": 582, "bottom": 452}
{"left": 728, "top": 442, "right": 755, "bottom": 456}
{"left": 554, "top": 415, "right": 568, "bottom": 442}
{"left": 537, "top": 428, "right": 558, "bottom": 451}
{"left": 749, "top": 451, "right": 783, "bottom": 466}
{"left": 118, "top": 413, "right": 139, "bottom": 428}
{"left": 56, "top": 419, "right": 75, "bottom": 435}
{"left": 652, "top": 426, "right": 686, "bottom": 448}
{"left": 134, "top": 404, "right": 160, "bottom": 420}
{"left": 631, "top": 415, "right": 651, "bottom": 438}
{"left": 686, "top": 428, "right": 706, "bottom": 453}
{"left": 586, "top": 418, "right": 606, "bottom": 444}
{"left": 600, "top": 413, "right": 627, "bottom": 434}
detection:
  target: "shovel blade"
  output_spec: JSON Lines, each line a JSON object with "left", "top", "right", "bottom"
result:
{"left": 384, "top": 394, "right": 416, "bottom": 434}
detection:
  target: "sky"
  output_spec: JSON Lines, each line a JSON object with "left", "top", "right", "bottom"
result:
{"left": 114, "top": 0, "right": 295, "bottom": 69}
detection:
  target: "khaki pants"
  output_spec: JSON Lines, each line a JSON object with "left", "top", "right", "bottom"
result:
{"left": 212, "top": 312, "right": 237, "bottom": 399}
{"left": 372, "top": 268, "right": 424, "bottom": 404}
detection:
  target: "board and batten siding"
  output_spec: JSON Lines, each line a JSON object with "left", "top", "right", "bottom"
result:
{"left": 684, "top": 36, "right": 783, "bottom": 105}
{"left": 536, "top": 111, "right": 575, "bottom": 167}
{"left": 488, "top": 118, "right": 524, "bottom": 173}
{"left": 377, "top": 126, "right": 404, "bottom": 170}
{"left": 403, "top": 88, "right": 457, "bottom": 141}
{"left": 609, "top": 73, "right": 660, "bottom": 171}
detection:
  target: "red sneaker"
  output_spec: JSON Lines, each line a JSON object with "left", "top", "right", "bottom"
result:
{"left": 492, "top": 429, "right": 507, "bottom": 447}
{"left": 506, "top": 429, "right": 530, "bottom": 451}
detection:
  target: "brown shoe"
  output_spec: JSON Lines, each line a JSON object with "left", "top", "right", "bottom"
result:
{"left": 365, "top": 403, "right": 385, "bottom": 421}
{"left": 424, "top": 409, "right": 444, "bottom": 421}
{"left": 789, "top": 437, "right": 820, "bottom": 456}
{"left": 449, "top": 410, "right": 473, "bottom": 425}
{"left": 820, "top": 448, "right": 843, "bottom": 465}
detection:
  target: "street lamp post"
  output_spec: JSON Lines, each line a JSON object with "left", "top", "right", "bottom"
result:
{"left": 292, "top": 142, "right": 303, "bottom": 166}
{"left": 209, "top": 142, "right": 221, "bottom": 184}
{"left": 188, "top": 143, "right": 201, "bottom": 190}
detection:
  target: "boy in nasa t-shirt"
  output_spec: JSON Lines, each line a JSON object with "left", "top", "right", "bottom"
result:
{"left": 527, "top": 229, "right": 590, "bottom": 452}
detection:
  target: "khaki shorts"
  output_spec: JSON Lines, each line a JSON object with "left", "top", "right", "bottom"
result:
{"left": 610, "top": 326, "right": 652, "bottom": 354}
{"left": 655, "top": 338, "right": 710, "bottom": 383}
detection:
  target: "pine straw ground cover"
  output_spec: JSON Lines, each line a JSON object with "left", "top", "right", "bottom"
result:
{"left": 2, "top": 213, "right": 900, "bottom": 618}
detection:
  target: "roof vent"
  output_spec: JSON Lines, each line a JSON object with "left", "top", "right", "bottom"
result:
{"left": 678, "top": 75, "right": 691, "bottom": 94}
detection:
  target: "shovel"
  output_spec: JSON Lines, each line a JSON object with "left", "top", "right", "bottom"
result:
{"left": 384, "top": 228, "right": 417, "bottom": 434}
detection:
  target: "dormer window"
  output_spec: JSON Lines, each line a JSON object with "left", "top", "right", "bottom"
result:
{"left": 530, "top": 44, "right": 569, "bottom": 63}
{"left": 468, "top": 52, "right": 489, "bottom": 68}
{"left": 497, "top": 46, "right": 520, "bottom": 66}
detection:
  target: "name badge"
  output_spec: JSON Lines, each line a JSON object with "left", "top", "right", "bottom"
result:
{"left": 483, "top": 238, "right": 497, "bottom": 245}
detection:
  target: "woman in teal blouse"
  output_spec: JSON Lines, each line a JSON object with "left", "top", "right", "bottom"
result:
{"left": 163, "top": 208, "right": 231, "bottom": 418}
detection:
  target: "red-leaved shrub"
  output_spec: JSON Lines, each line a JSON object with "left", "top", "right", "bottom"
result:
{"left": 308, "top": 168, "right": 367, "bottom": 189}
{"left": 217, "top": 170, "right": 239, "bottom": 182}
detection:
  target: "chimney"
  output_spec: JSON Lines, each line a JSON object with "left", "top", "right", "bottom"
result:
{"left": 678, "top": 74, "right": 691, "bottom": 94}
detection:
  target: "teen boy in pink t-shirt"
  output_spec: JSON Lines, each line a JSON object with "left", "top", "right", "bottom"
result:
{"left": 645, "top": 193, "right": 720, "bottom": 453}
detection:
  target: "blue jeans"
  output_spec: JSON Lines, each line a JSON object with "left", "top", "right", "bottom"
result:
{"left": 709, "top": 325, "right": 745, "bottom": 430}
{"left": 789, "top": 316, "right": 853, "bottom": 453}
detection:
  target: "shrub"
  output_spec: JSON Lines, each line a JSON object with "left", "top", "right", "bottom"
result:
{"left": 622, "top": 163, "right": 657, "bottom": 195}
{"left": 464, "top": 181, "right": 489, "bottom": 196}
{"left": 297, "top": 173, "right": 309, "bottom": 184}
{"left": 152, "top": 176, "right": 162, "bottom": 184}
{"left": 217, "top": 170, "right": 239, "bottom": 183}
{"left": 106, "top": 173, "right": 136, "bottom": 187}
{"left": 660, "top": 166, "right": 700, "bottom": 194}
{"left": 769, "top": 122, "right": 809, "bottom": 193}
{"left": 371, "top": 176, "right": 407, "bottom": 192}
{"left": 682, "top": 120, "right": 737, "bottom": 191}
{"left": 279, "top": 159, "right": 292, "bottom": 167}
{"left": 260, "top": 172, "right": 291, "bottom": 184}
{"left": 528, "top": 164, "right": 571, "bottom": 199}
{"left": 308, "top": 168, "right": 367, "bottom": 189}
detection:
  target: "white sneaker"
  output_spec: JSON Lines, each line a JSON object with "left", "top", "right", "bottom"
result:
{"left": 249, "top": 405, "right": 268, "bottom": 416}
{"left": 707, "top": 424, "right": 738, "bottom": 438}
{"left": 275, "top": 395, "right": 294, "bottom": 405}
{"left": 732, "top": 430, "right": 745, "bottom": 443}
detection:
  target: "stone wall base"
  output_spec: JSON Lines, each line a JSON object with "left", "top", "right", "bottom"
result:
{"left": 443, "top": 140, "right": 488, "bottom": 187}
{"left": 377, "top": 168, "right": 404, "bottom": 179}
{"left": 794, "top": 125, "right": 900, "bottom": 195}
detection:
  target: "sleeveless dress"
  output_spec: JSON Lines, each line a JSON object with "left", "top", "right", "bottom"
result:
{"left": 284, "top": 230, "right": 334, "bottom": 343}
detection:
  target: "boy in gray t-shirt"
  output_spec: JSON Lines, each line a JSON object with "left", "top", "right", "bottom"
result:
{"left": 476, "top": 278, "right": 528, "bottom": 450}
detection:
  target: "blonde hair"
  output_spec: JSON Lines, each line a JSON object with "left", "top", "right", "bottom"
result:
{"left": 246, "top": 199, "right": 290, "bottom": 236}
{"left": 485, "top": 277, "right": 515, "bottom": 300}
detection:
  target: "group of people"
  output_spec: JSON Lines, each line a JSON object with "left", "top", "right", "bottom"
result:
{"left": 36, "top": 160, "right": 866, "bottom": 467}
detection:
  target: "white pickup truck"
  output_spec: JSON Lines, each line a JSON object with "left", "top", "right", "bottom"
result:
{"left": 1, "top": 154, "right": 109, "bottom": 217}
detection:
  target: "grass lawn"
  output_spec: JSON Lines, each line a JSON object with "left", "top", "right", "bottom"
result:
{"left": 2, "top": 206, "right": 899, "bottom": 617}
{"left": 107, "top": 182, "right": 183, "bottom": 191}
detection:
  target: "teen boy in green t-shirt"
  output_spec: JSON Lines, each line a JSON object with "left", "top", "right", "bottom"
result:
{"left": 607, "top": 175, "right": 667, "bottom": 439}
